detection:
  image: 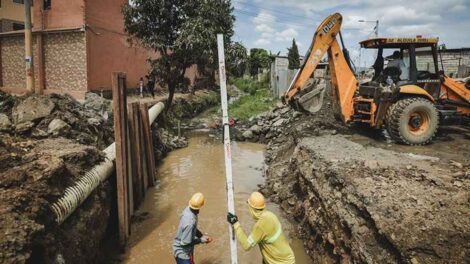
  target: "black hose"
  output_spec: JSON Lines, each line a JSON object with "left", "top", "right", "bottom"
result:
{"left": 339, "top": 31, "right": 356, "bottom": 73}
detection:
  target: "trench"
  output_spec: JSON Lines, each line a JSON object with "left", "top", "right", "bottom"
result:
{"left": 121, "top": 131, "right": 311, "bottom": 263}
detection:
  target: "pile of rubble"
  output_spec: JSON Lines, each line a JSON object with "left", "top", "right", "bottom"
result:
{"left": 0, "top": 91, "right": 114, "bottom": 263}
{"left": 0, "top": 92, "right": 114, "bottom": 149}
{"left": 235, "top": 97, "right": 348, "bottom": 144}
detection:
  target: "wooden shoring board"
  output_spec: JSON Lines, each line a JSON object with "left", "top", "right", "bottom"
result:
{"left": 140, "top": 103, "right": 156, "bottom": 187}
{"left": 112, "top": 72, "right": 130, "bottom": 246}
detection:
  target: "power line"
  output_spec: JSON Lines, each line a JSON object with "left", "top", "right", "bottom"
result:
{"left": 233, "top": 0, "right": 314, "bottom": 21}
{"left": 234, "top": 9, "right": 314, "bottom": 29}
{"left": 234, "top": 9, "right": 362, "bottom": 31}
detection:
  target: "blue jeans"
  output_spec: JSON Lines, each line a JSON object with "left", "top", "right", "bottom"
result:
{"left": 175, "top": 257, "right": 193, "bottom": 264}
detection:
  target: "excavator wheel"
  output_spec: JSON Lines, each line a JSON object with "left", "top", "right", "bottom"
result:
{"left": 386, "top": 97, "right": 439, "bottom": 145}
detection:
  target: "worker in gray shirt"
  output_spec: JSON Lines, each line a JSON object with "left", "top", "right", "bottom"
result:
{"left": 173, "top": 192, "right": 212, "bottom": 264}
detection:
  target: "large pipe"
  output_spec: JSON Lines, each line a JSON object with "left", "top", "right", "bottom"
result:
{"left": 51, "top": 102, "right": 165, "bottom": 224}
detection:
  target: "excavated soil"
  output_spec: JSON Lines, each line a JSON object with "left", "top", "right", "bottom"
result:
{"left": 0, "top": 90, "right": 219, "bottom": 264}
{"left": 251, "top": 87, "right": 470, "bottom": 263}
{"left": 0, "top": 92, "right": 115, "bottom": 264}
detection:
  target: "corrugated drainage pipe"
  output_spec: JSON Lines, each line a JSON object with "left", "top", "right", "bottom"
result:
{"left": 51, "top": 102, "right": 165, "bottom": 224}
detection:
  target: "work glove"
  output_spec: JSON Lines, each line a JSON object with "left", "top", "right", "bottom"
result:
{"left": 227, "top": 212, "right": 238, "bottom": 225}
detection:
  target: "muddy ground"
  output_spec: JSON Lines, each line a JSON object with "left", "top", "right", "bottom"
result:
{"left": 0, "top": 90, "right": 218, "bottom": 264}
{"left": 240, "top": 89, "right": 470, "bottom": 263}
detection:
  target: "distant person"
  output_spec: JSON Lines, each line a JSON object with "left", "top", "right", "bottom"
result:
{"left": 227, "top": 192, "right": 295, "bottom": 264}
{"left": 173, "top": 192, "right": 212, "bottom": 264}
{"left": 138, "top": 77, "right": 144, "bottom": 98}
{"left": 147, "top": 74, "right": 155, "bottom": 98}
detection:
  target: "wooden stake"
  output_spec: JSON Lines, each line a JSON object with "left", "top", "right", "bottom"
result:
{"left": 140, "top": 103, "right": 156, "bottom": 187}
{"left": 112, "top": 72, "right": 129, "bottom": 247}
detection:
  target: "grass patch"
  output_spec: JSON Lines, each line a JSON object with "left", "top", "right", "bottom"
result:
{"left": 229, "top": 78, "right": 268, "bottom": 95}
{"left": 229, "top": 88, "right": 275, "bottom": 121}
{"left": 200, "top": 78, "right": 276, "bottom": 121}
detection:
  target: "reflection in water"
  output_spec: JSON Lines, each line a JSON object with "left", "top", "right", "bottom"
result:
{"left": 123, "top": 132, "right": 311, "bottom": 264}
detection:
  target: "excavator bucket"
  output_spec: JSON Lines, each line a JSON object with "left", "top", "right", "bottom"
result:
{"left": 292, "top": 80, "right": 326, "bottom": 113}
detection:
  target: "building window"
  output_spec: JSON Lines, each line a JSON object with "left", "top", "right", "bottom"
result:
{"left": 13, "top": 0, "right": 24, "bottom": 4}
{"left": 43, "top": 0, "right": 51, "bottom": 9}
{"left": 13, "top": 23, "right": 25, "bottom": 30}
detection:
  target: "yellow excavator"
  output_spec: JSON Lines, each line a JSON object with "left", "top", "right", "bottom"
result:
{"left": 284, "top": 13, "right": 470, "bottom": 145}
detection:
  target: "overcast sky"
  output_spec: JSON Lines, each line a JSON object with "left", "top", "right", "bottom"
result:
{"left": 232, "top": 0, "right": 470, "bottom": 67}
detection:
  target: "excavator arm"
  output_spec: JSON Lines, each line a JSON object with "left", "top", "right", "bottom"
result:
{"left": 283, "top": 13, "right": 358, "bottom": 123}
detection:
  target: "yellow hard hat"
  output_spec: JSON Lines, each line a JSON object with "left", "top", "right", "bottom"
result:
{"left": 189, "top": 192, "right": 205, "bottom": 210}
{"left": 247, "top": 192, "right": 265, "bottom": 209}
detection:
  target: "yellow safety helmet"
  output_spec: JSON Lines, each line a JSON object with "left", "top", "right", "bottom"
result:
{"left": 247, "top": 192, "right": 265, "bottom": 209}
{"left": 189, "top": 192, "right": 205, "bottom": 210}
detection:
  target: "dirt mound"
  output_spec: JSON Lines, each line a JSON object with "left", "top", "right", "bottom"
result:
{"left": 0, "top": 91, "right": 114, "bottom": 263}
{"left": 254, "top": 86, "right": 470, "bottom": 263}
{"left": 263, "top": 135, "right": 469, "bottom": 263}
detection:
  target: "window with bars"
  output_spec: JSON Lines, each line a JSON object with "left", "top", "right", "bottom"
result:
{"left": 13, "top": 23, "right": 25, "bottom": 30}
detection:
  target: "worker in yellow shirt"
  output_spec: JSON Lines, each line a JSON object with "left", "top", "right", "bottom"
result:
{"left": 227, "top": 192, "right": 296, "bottom": 264}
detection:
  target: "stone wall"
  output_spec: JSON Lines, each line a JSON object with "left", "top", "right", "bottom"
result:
{"left": 43, "top": 32, "right": 87, "bottom": 91}
{"left": 0, "top": 31, "right": 87, "bottom": 93}
{"left": 0, "top": 36, "right": 39, "bottom": 89}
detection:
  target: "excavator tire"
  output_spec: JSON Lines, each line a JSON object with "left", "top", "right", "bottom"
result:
{"left": 386, "top": 97, "right": 439, "bottom": 145}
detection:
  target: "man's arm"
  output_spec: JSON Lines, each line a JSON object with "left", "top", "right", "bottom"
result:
{"left": 233, "top": 221, "right": 264, "bottom": 251}
{"left": 178, "top": 225, "right": 202, "bottom": 246}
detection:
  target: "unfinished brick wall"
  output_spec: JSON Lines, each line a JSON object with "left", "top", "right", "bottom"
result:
{"left": 417, "top": 50, "right": 470, "bottom": 78}
{"left": 43, "top": 32, "right": 87, "bottom": 91}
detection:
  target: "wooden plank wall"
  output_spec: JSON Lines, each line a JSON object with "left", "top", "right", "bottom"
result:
{"left": 112, "top": 73, "right": 159, "bottom": 247}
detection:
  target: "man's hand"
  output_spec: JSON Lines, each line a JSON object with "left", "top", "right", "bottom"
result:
{"left": 201, "top": 235, "right": 213, "bottom": 244}
{"left": 227, "top": 212, "right": 238, "bottom": 225}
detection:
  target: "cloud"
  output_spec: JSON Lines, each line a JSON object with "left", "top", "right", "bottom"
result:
{"left": 253, "top": 11, "right": 275, "bottom": 30}
{"left": 275, "top": 28, "right": 298, "bottom": 41}
{"left": 235, "top": 0, "right": 470, "bottom": 59}
{"left": 256, "top": 24, "right": 275, "bottom": 33}
{"left": 251, "top": 10, "right": 299, "bottom": 48}
{"left": 254, "top": 38, "right": 271, "bottom": 45}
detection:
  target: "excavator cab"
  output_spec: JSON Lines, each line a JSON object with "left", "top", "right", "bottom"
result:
{"left": 360, "top": 37, "right": 441, "bottom": 99}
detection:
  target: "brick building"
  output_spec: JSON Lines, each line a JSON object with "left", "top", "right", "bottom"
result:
{"left": 0, "top": 0, "right": 28, "bottom": 32}
{"left": 0, "top": 0, "right": 185, "bottom": 99}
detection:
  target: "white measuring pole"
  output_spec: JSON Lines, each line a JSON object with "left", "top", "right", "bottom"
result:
{"left": 217, "top": 34, "right": 238, "bottom": 264}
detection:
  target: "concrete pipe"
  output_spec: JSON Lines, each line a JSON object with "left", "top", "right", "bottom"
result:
{"left": 50, "top": 102, "right": 165, "bottom": 224}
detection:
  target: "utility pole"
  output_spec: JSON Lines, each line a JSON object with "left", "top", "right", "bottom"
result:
{"left": 358, "top": 19, "right": 380, "bottom": 63}
{"left": 24, "top": 0, "right": 34, "bottom": 93}
{"left": 358, "top": 19, "right": 379, "bottom": 38}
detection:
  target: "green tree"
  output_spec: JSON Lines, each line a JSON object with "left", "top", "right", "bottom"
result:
{"left": 123, "top": 0, "right": 234, "bottom": 108}
{"left": 226, "top": 42, "right": 248, "bottom": 77}
{"left": 287, "top": 39, "right": 300, "bottom": 69}
{"left": 249, "top": 48, "right": 271, "bottom": 76}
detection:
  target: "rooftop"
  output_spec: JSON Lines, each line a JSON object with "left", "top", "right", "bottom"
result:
{"left": 360, "top": 37, "right": 439, "bottom": 49}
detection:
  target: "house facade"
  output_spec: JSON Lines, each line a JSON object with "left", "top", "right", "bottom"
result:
{"left": 0, "top": 0, "right": 161, "bottom": 99}
{"left": 0, "top": 0, "right": 28, "bottom": 32}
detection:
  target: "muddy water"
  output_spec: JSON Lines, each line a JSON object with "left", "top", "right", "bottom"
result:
{"left": 122, "top": 132, "right": 311, "bottom": 264}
